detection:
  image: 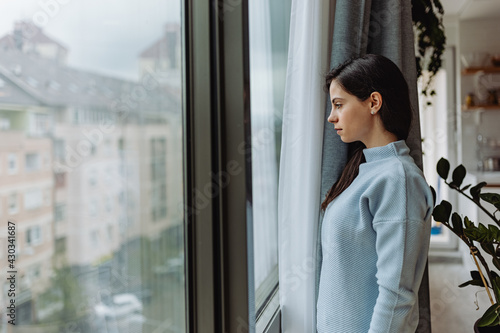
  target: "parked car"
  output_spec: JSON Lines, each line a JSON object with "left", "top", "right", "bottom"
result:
{"left": 94, "top": 293, "right": 143, "bottom": 319}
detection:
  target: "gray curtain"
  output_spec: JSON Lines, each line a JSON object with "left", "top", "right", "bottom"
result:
{"left": 316, "top": 0, "right": 431, "bottom": 332}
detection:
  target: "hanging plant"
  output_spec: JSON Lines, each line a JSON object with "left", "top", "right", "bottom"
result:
{"left": 412, "top": 0, "right": 446, "bottom": 101}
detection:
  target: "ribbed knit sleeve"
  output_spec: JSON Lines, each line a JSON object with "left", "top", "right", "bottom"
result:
{"left": 367, "top": 164, "right": 432, "bottom": 332}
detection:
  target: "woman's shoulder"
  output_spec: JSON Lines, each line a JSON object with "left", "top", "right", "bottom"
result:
{"left": 368, "top": 154, "right": 430, "bottom": 194}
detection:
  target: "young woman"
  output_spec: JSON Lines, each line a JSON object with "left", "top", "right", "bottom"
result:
{"left": 316, "top": 54, "right": 434, "bottom": 333}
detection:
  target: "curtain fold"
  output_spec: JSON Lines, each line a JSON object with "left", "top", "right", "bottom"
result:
{"left": 277, "top": 1, "right": 332, "bottom": 332}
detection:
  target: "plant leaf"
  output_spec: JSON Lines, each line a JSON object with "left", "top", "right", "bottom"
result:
{"left": 432, "top": 200, "right": 452, "bottom": 223}
{"left": 458, "top": 279, "right": 487, "bottom": 288}
{"left": 451, "top": 164, "right": 466, "bottom": 188}
{"left": 494, "top": 278, "right": 500, "bottom": 305}
{"left": 464, "top": 216, "right": 474, "bottom": 228}
{"left": 478, "top": 303, "right": 500, "bottom": 327}
{"left": 470, "top": 182, "right": 487, "bottom": 202}
{"left": 489, "top": 225, "right": 500, "bottom": 241}
{"left": 481, "top": 242, "right": 495, "bottom": 256}
{"left": 436, "top": 158, "right": 450, "bottom": 180}
{"left": 430, "top": 186, "right": 436, "bottom": 207}
{"left": 494, "top": 257, "right": 500, "bottom": 272}
{"left": 461, "top": 184, "right": 472, "bottom": 192}
{"left": 471, "top": 270, "right": 482, "bottom": 281}
{"left": 480, "top": 193, "right": 500, "bottom": 206}
{"left": 451, "top": 213, "right": 463, "bottom": 235}
{"left": 478, "top": 223, "right": 491, "bottom": 242}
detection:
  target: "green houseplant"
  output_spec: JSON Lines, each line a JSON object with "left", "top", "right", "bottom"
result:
{"left": 411, "top": 0, "right": 446, "bottom": 101}
{"left": 432, "top": 158, "right": 500, "bottom": 331}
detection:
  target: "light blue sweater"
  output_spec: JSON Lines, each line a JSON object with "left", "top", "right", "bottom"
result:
{"left": 316, "top": 140, "right": 433, "bottom": 333}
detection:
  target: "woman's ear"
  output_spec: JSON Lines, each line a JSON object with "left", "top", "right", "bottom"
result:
{"left": 369, "top": 92, "right": 383, "bottom": 113}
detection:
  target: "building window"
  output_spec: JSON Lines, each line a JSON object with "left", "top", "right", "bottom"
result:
{"left": 25, "top": 153, "right": 41, "bottom": 172}
{"left": 54, "top": 139, "right": 65, "bottom": 160}
{"left": 55, "top": 237, "right": 66, "bottom": 254}
{"left": 8, "top": 193, "right": 18, "bottom": 214}
{"left": 88, "top": 168, "right": 97, "bottom": 186}
{"left": 151, "top": 137, "right": 167, "bottom": 221}
{"left": 105, "top": 195, "right": 113, "bottom": 212}
{"left": 24, "top": 189, "right": 43, "bottom": 210}
{"left": 0, "top": 118, "right": 10, "bottom": 130}
{"left": 55, "top": 204, "right": 66, "bottom": 222}
{"left": 8, "top": 153, "right": 17, "bottom": 174}
{"left": 26, "top": 225, "right": 43, "bottom": 247}
{"left": 31, "top": 113, "right": 51, "bottom": 136}
{"left": 55, "top": 172, "right": 66, "bottom": 188}
{"left": 90, "top": 230, "right": 99, "bottom": 246}
{"left": 89, "top": 199, "right": 98, "bottom": 217}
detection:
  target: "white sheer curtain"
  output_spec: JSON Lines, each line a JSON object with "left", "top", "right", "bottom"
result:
{"left": 278, "top": 1, "right": 332, "bottom": 332}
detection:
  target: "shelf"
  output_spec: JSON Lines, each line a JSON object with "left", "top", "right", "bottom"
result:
{"left": 463, "top": 104, "right": 500, "bottom": 111}
{"left": 462, "top": 67, "right": 500, "bottom": 75}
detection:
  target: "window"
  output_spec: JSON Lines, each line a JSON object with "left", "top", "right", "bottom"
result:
{"left": 31, "top": 113, "right": 51, "bottom": 136}
{"left": 0, "top": 117, "right": 10, "bottom": 130}
{"left": 26, "top": 153, "right": 41, "bottom": 172}
{"left": 54, "top": 172, "right": 66, "bottom": 188}
{"left": 8, "top": 193, "right": 18, "bottom": 214}
{"left": 89, "top": 199, "right": 98, "bottom": 217}
{"left": 249, "top": 0, "right": 291, "bottom": 321}
{"left": 8, "top": 153, "right": 17, "bottom": 174}
{"left": 26, "top": 225, "right": 43, "bottom": 247}
{"left": 151, "top": 137, "right": 167, "bottom": 221}
{"left": 0, "top": 0, "right": 283, "bottom": 331}
{"left": 55, "top": 237, "right": 66, "bottom": 254}
{"left": 90, "top": 230, "right": 99, "bottom": 246}
{"left": 55, "top": 204, "right": 66, "bottom": 222}
{"left": 105, "top": 195, "right": 113, "bottom": 212}
{"left": 54, "top": 139, "right": 65, "bottom": 160}
{"left": 88, "top": 168, "right": 97, "bottom": 186}
{"left": 24, "top": 189, "right": 43, "bottom": 210}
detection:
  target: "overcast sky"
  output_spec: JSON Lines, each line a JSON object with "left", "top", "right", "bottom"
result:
{"left": 0, "top": 0, "right": 181, "bottom": 80}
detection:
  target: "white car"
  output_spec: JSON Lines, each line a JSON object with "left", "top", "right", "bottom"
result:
{"left": 95, "top": 293, "right": 143, "bottom": 318}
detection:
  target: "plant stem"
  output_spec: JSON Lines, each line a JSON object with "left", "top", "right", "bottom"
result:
{"left": 471, "top": 247, "right": 495, "bottom": 305}
{"left": 447, "top": 182, "right": 500, "bottom": 226}
{"left": 440, "top": 222, "right": 498, "bottom": 303}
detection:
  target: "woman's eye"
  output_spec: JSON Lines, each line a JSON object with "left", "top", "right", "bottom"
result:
{"left": 334, "top": 104, "right": 342, "bottom": 109}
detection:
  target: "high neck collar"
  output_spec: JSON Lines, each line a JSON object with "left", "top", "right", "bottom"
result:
{"left": 362, "top": 140, "right": 409, "bottom": 162}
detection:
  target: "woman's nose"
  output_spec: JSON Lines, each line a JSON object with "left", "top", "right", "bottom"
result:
{"left": 328, "top": 110, "right": 337, "bottom": 124}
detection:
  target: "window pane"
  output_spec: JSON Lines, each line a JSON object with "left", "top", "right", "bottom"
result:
{"left": 249, "top": 0, "right": 292, "bottom": 313}
{"left": 0, "top": 1, "right": 185, "bottom": 332}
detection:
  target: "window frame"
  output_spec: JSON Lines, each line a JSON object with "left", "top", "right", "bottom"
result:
{"left": 184, "top": 0, "right": 280, "bottom": 332}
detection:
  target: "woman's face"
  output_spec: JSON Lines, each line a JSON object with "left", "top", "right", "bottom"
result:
{"left": 327, "top": 80, "right": 376, "bottom": 145}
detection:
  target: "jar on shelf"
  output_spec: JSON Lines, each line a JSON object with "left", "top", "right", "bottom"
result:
{"left": 487, "top": 90, "right": 498, "bottom": 105}
{"left": 465, "top": 92, "right": 475, "bottom": 107}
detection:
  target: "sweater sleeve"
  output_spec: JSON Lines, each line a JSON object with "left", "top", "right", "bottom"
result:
{"left": 367, "top": 168, "right": 432, "bottom": 333}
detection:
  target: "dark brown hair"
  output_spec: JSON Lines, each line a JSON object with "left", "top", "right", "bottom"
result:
{"left": 321, "top": 54, "right": 413, "bottom": 211}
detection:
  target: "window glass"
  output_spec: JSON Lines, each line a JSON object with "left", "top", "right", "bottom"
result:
{"left": 8, "top": 153, "right": 18, "bottom": 174}
{"left": 24, "top": 189, "right": 43, "bottom": 210}
{"left": 249, "top": 0, "right": 292, "bottom": 314}
{"left": 0, "top": 1, "right": 185, "bottom": 331}
{"left": 26, "top": 153, "right": 41, "bottom": 172}
{"left": 8, "top": 193, "right": 18, "bottom": 215}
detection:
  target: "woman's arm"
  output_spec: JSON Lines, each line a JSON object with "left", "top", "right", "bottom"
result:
{"left": 368, "top": 170, "right": 433, "bottom": 333}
